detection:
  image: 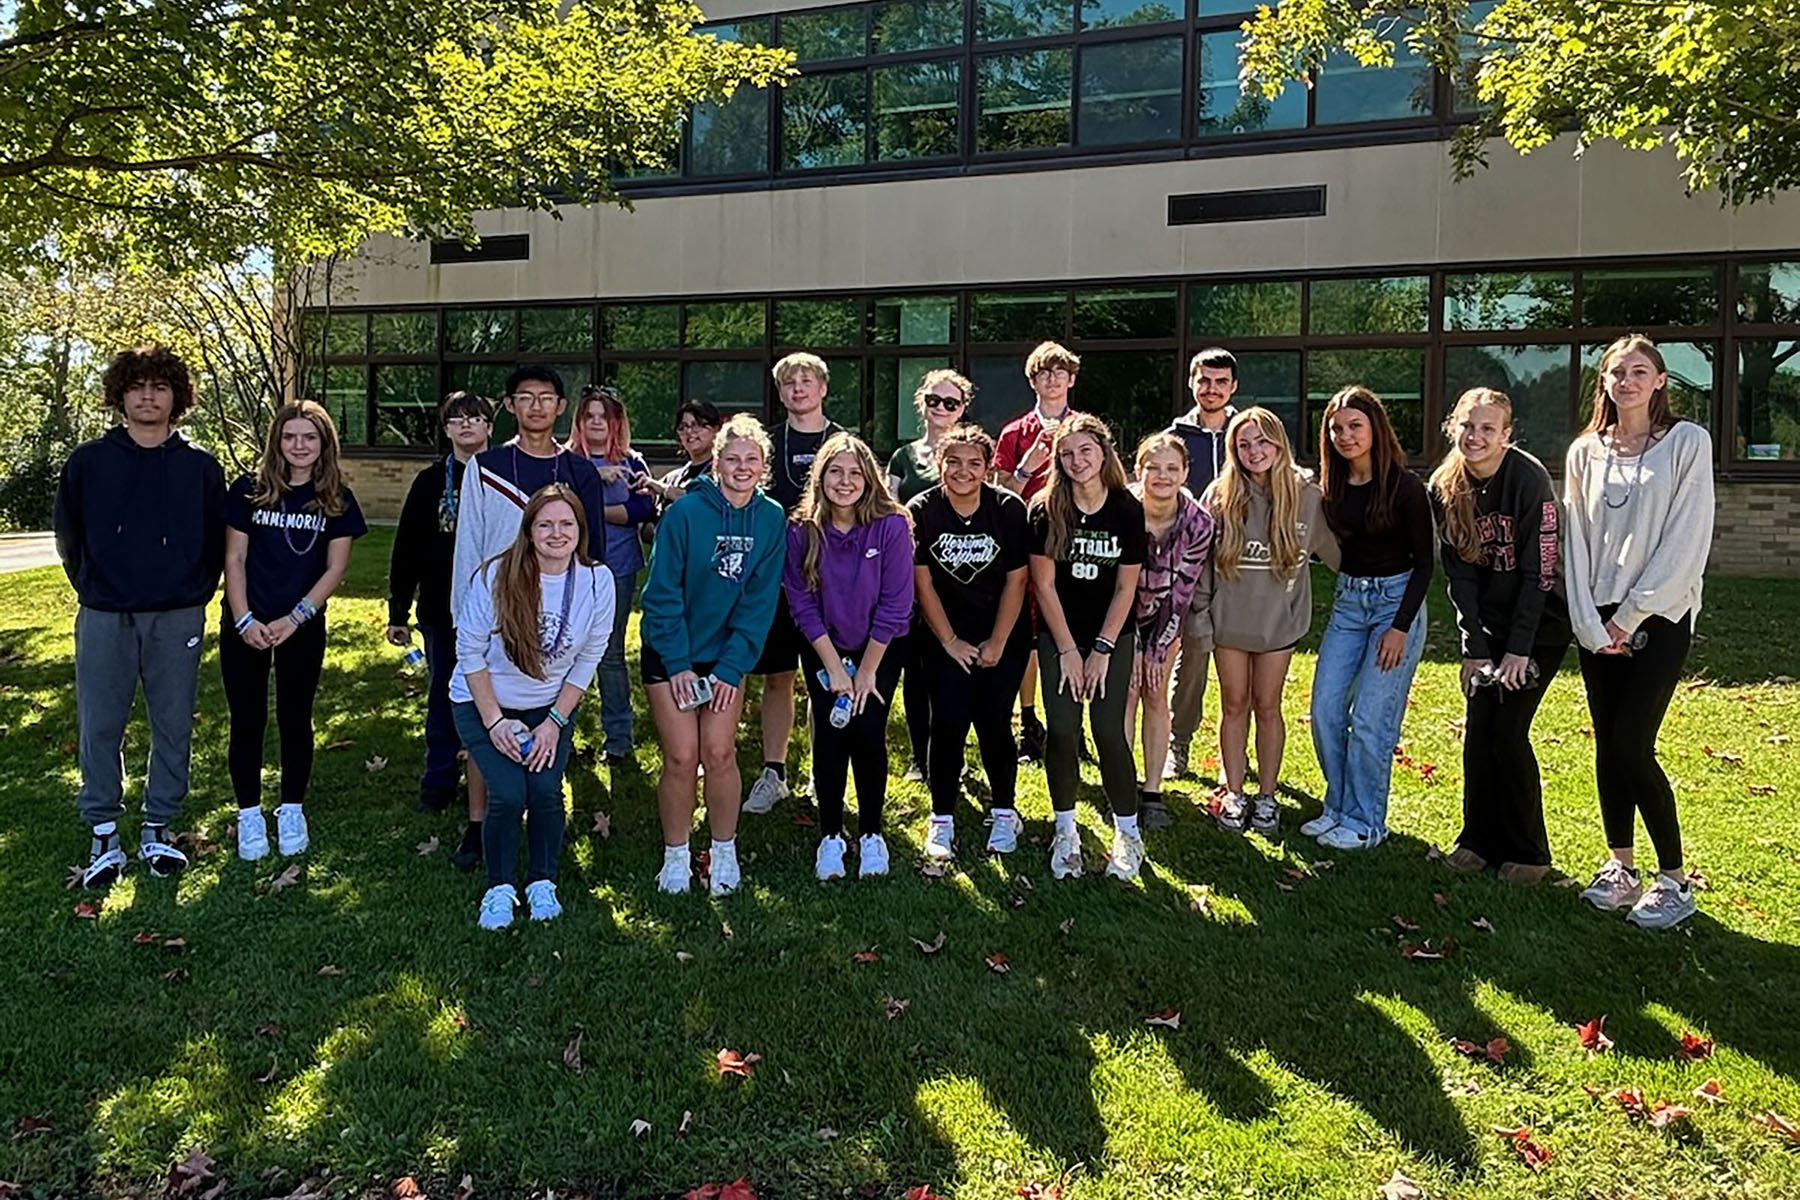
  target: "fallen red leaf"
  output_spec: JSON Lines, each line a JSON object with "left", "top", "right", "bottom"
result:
{"left": 1484, "top": 1037, "right": 1508, "bottom": 1064}
{"left": 1143, "top": 1007, "right": 1181, "bottom": 1030}
{"left": 717, "top": 1179, "right": 757, "bottom": 1200}
{"left": 1609, "top": 1086, "right": 1647, "bottom": 1118}
{"left": 716, "top": 1048, "right": 761, "bottom": 1078}
{"left": 12, "top": 1115, "right": 50, "bottom": 1139}
{"left": 1494, "top": 1125, "right": 1551, "bottom": 1171}
{"left": 903, "top": 1188, "right": 944, "bottom": 1200}
{"left": 1692, "top": 1078, "right": 1726, "bottom": 1106}
{"left": 391, "top": 1177, "right": 423, "bottom": 1199}
{"left": 684, "top": 1186, "right": 721, "bottom": 1200}
{"left": 1576, "top": 1015, "right": 1614, "bottom": 1055}
{"left": 790, "top": 812, "right": 816, "bottom": 827}
{"left": 851, "top": 948, "right": 879, "bottom": 965}
{"left": 1677, "top": 1031, "right": 1715, "bottom": 1061}
{"left": 1646, "top": 1100, "right": 1693, "bottom": 1131}
{"left": 133, "top": 931, "right": 159, "bottom": 945}
{"left": 985, "top": 952, "right": 1011, "bottom": 974}
{"left": 72, "top": 901, "right": 100, "bottom": 919}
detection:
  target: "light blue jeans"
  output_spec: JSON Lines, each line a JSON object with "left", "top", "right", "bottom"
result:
{"left": 1310, "top": 572, "right": 1426, "bottom": 838}
{"left": 597, "top": 569, "right": 638, "bottom": 756}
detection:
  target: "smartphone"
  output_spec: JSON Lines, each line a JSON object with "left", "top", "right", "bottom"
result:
{"left": 676, "top": 674, "right": 714, "bottom": 711}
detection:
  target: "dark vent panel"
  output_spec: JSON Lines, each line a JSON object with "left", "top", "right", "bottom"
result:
{"left": 430, "top": 234, "right": 531, "bottom": 264}
{"left": 1167, "top": 186, "right": 1327, "bottom": 226}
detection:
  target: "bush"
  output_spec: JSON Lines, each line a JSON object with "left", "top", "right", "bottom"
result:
{"left": 0, "top": 434, "right": 72, "bottom": 532}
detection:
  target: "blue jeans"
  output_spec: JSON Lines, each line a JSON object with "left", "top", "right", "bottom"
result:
{"left": 419, "top": 624, "right": 460, "bottom": 793}
{"left": 452, "top": 701, "right": 575, "bottom": 887}
{"left": 597, "top": 570, "right": 638, "bottom": 756}
{"left": 1310, "top": 573, "right": 1426, "bottom": 838}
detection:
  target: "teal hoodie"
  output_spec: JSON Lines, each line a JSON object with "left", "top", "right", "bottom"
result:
{"left": 640, "top": 475, "right": 787, "bottom": 687}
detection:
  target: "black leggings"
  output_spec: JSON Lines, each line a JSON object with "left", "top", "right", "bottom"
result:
{"left": 902, "top": 630, "right": 932, "bottom": 771}
{"left": 922, "top": 636, "right": 1029, "bottom": 816}
{"left": 1578, "top": 608, "right": 1691, "bottom": 872}
{"left": 801, "top": 640, "right": 907, "bottom": 838}
{"left": 1038, "top": 630, "right": 1138, "bottom": 817}
{"left": 220, "top": 616, "right": 328, "bottom": 810}
{"left": 1457, "top": 641, "right": 1568, "bottom": 867}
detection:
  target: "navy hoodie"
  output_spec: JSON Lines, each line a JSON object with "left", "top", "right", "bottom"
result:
{"left": 1166, "top": 407, "right": 1236, "bottom": 498}
{"left": 53, "top": 427, "right": 226, "bottom": 612}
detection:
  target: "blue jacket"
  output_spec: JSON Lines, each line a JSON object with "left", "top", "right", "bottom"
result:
{"left": 639, "top": 476, "right": 786, "bottom": 687}
{"left": 53, "top": 427, "right": 226, "bottom": 612}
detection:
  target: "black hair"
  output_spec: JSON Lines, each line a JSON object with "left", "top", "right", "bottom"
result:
{"left": 440, "top": 390, "right": 495, "bottom": 422}
{"left": 1190, "top": 347, "right": 1238, "bottom": 380}
{"left": 104, "top": 345, "right": 195, "bottom": 422}
{"left": 503, "top": 364, "right": 566, "bottom": 398}
{"left": 676, "top": 398, "right": 724, "bottom": 429}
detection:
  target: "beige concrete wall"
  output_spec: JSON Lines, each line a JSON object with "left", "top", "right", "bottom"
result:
{"left": 333, "top": 138, "right": 1800, "bottom": 307}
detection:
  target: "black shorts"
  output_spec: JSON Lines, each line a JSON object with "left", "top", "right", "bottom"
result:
{"left": 751, "top": 590, "right": 806, "bottom": 676}
{"left": 640, "top": 641, "right": 716, "bottom": 687}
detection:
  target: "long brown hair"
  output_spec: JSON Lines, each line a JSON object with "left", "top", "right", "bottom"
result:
{"left": 250, "top": 400, "right": 348, "bottom": 515}
{"left": 1212, "top": 407, "right": 1305, "bottom": 582}
{"left": 488, "top": 484, "right": 595, "bottom": 681}
{"left": 1318, "top": 385, "right": 1408, "bottom": 536}
{"left": 567, "top": 384, "right": 630, "bottom": 459}
{"left": 793, "top": 432, "right": 909, "bottom": 591}
{"left": 1429, "top": 388, "right": 1514, "bottom": 564}
{"left": 1032, "top": 412, "right": 1130, "bottom": 560}
{"left": 1584, "top": 333, "right": 1677, "bottom": 435}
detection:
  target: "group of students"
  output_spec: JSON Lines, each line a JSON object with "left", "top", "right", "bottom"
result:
{"left": 52, "top": 329, "right": 1715, "bottom": 932}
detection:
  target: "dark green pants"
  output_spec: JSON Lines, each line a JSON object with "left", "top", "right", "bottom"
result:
{"left": 1038, "top": 630, "right": 1138, "bottom": 817}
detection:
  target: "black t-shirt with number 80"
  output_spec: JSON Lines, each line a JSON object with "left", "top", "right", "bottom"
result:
{"left": 1027, "top": 488, "right": 1147, "bottom": 651}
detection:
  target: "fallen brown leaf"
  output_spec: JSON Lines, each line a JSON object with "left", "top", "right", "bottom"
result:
{"left": 255, "top": 1057, "right": 279, "bottom": 1084}
{"left": 364, "top": 755, "right": 388, "bottom": 773}
{"left": 563, "top": 1033, "right": 584, "bottom": 1074}
{"left": 162, "top": 968, "right": 189, "bottom": 983}
{"left": 985, "top": 952, "right": 1011, "bottom": 974}
{"left": 72, "top": 901, "right": 100, "bottom": 920}
{"left": 1058, "top": 917, "right": 1074, "bottom": 935}
{"left": 451, "top": 1174, "right": 474, "bottom": 1200}
{"left": 415, "top": 836, "right": 439, "bottom": 856}
{"left": 1692, "top": 1078, "right": 1726, "bottom": 1106}
{"left": 165, "top": 1146, "right": 218, "bottom": 1198}
{"left": 1471, "top": 917, "right": 1495, "bottom": 934}
{"left": 1754, "top": 1109, "right": 1800, "bottom": 1145}
{"left": 1376, "top": 1169, "right": 1426, "bottom": 1200}
{"left": 884, "top": 995, "right": 911, "bottom": 1021}
{"left": 12, "top": 1116, "right": 50, "bottom": 1139}
{"left": 1431, "top": 891, "right": 1449, "bottom": 908}
{"left": 675, "top": 950, "right": 694, "bottom": 964}
{"left": 1392, "top": 915, "right": 1420, "bottom": 933}
{"left": 1646, "top": 1100, "right": 1693, "bottom": 1131}
{"left": 391, "top": 1176, "right": 423, "bottom": 1198}
{"left": 910, "top": 931, "right": 946, "bottom": 955}
{"left": 1677, "top": 1031, "right": 1714, "bottom": 1061}
{"left": 1576, "top": 1015, "right": 1614, "bottom": 1055}
{"left": 716, "top": 1048, "right": 761, "bottom": 1078}
{"left": 255, "top": 1021, "right": 282, "bottom": 1038}
{"left": 324, "top": 739, "right": 356, "bottom": 751}
{"left": 591, "top": 811, "right": 612, "bottom": 838}
{"left": 1143, "top": 1007, "right": 1181, "bottom": 1030}
{"left": 851, "top": 947, "right": 879, "bottom": 965}
{"left": 1748, "top": 783, "right": 1777, "bottom": 796}
{"left": 266, "top": 864, "right": 302, "bottom": 894}
{"left": 917, "top": 861, "right": 946, "bottom": 879}
{"left": 1493, "top": 1126, "right": 1551, "bottom": 1171}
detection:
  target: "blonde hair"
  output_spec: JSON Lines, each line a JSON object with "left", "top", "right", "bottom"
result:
{"left": 773, "top": 352, "right": 830, "bottom": 387}
{"left": 487, "top": 484, "right": 595, "bottom": 681}
{"left": 1211, "top": 407, "right": 1304, "bottom": 583}
{"left": 1032, "top": 412, "right": 1130, "bottom": 560}
{"left": 250, "top": 399, "right": 349, "bottom": 516}
{"left": 711, "top": 413, "right": 772, "bottom": 484}
{"left": 1429, "top": 388, "right": 1514, "bottom": 564}
{"left": 793, "top": 432, "right": 909, "bottom": 591}
{"left": 1024, "top": 341, "right": 1081, "bottom": 379}
{"left": 912, "top": 368, "right": 974, "bottom": 426}
{"left": 1134, "top": 430, "right": 1188, "bottom": 473}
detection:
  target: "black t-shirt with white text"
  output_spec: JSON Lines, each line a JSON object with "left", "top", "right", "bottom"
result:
{"left": 1028, "top": 488, "right": 1147, "bottom": 650}
{"left": 768, "top": 419, "right": 845, "bottom": 512}
{"left": 909, "top": 484, "right": 1030, "bottom": 645}
{"left": 224, "top": 476, "right": 368, "bottom": 621}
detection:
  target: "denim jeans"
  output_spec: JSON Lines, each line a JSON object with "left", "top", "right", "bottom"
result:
{"left": 596, "top": 569, "right": 638, "bottom": 756}
{"left": 418, "top": 623, "right": 461, "bottom": 793}
{"left": 1310, "top": 572, "right": 1426, "bottom": 838}
{"left": 452, "top": 700, "right": 574, "bottom": 887}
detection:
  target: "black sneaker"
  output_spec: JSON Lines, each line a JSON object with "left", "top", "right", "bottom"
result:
{"left": 417, "top": 784, "right": 455, "bottom": 814}
{"left": 452, "top": 822, "right": 483, "bottom": 873}
{"left": 139, "top": 825, "right": 189, "bottom": 878}
{"left": 1018, "top": 717, "right": 1046, "bottom": 763}
{"left": 82, "top": 846, "right": 126, "bottom": 889}
{"left": 1140, "top": 799, "right": 1172, "bottom": 832}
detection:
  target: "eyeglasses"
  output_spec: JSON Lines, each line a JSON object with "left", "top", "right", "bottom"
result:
{"left": 922, "top": 394, "right": 966, "bottom": 411}
{"left": 508, "top": 392, "right": 561, "bottom": 408}
{"left": 1034, "top": 368, "right": 1073, "bottom": 382}
{"left": 445, "top": 415, "right": 489, "bottom": 427}
{"left": 675, "top": 420, "right": 716, "bottom": 434}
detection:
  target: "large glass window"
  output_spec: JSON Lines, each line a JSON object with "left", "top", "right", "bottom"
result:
{"left": 1079, "top": 0, "right": 1180, "bottom": 30}
{"left": 976, "top": 49, "right": 1073, "bottom": 152}
{"left": 1078, "top": 351, "right": 1178, "bottom": 448}
{"left": 604, "top": 361, "right": 680, "bottom": 431}
{"left": 690, "top": 89, "right": 771, "bottom": 177}
{"left": 1444, "top": 344, "right": 1575, "bottom": 465}
{"left": 872, "top": 0, "right": 963, "bottom": 53}
{"left": 1737, "top": 340, "right": 1800, "bottom": 460}
{"left": 875, "top": 356, "right": 955, "bottom": 452}
{"left": 370, "top": 312, "right": 436, "bottom": 356}
{"left": 779, "top": 298, "right": 866, "bottom": 347}
{"left": 1073, "top": 286, "right": 1177, "bottom": 339}
{"left": 1310, "top": 276, "right": 1431, "bottom": 336}
{"left": 1187, "top": 279, "right": 1302, "bottom": 338}
{"left": 1739, "top": 263, "right": 1800, "bottom": 326}
{"left": 874, "top": 60, "right": 961, "bottom": 160}
{"left": 1078, "top": 36, "right": 1183, "bottom": 145}
{"left": 781, "top": 7, "right": 869, "bottom": 61}
{"left": 319, "top": 365, "right": 368, "bottom": 445}
{"left": 373, "top": 365, "right": 441, "bottom": 447}
{"left": 1578, "top": 342, "right": 1715, "bottom": 430}
{"left": 823, "top": 359, "right": 866, "bottom": 432}
{"left": 682, "top": 361, "right": 767, "bottom": 417}
{"left": 1444, "top": 272, "right": 1574, "bottom": 332}
{"left": 446, "top": 308, "right": 514, "bottom": 355}
{"left": 1308, "top": 347, "right": 1427, "bottom": 453}
{"left": 1581, "top": 267, "right": 1718, "bottom": 329}
{"left": 520, "top": 306, "right": 593, "bottom": 354}
{"left": 970, "top": 290, "right": 1064, "bottom": 341}
{"left": 977, "top": 0, "right": 1073, "bottom": 42}
{"left": 604, "top": 304, "right": 680, "bottom": 350}
{"left": 1314, "top": 36, "right": 1433, "bottom": 125}
{"left": 1234, "top": 351, "right": 1303, "bottom": 446}
{"left": 784, "top": 70, "right": 869, "bottom": 169}
{"left": 873, "top": 294, "right": 956, "bottom": 345}
{"left": 684, "top": 301, "right": 766, "bottom": 349}
{"left": 1196, "top": 31, "right": 1305, "bottom": 136}
{"left": 967, "top": 354, "right": 1039, "bottom": 431}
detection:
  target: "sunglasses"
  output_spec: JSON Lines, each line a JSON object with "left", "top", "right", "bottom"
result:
{"left": 923, "top": 394, "right": 966, "bottom": 411}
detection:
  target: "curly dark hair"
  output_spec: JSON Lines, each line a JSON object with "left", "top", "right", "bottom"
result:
{"left": 103, "top": 345, "right": 195, "bottom": 422}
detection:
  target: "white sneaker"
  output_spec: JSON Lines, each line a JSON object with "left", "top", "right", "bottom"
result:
{"left": 1626, "top": 873, "right": 1696, "bottom": 929}
{"left": 82, "top": 846, "right": 127, "bottom": 889}
{"left": 986, "top": 809, "right": 1023, "bottom": 854}
{"left": 478, "top": 884, "right": 518, "bottom": 931}
{"left": 1104, "top": 827, "right": 1145, "bottom": 881}
{"left": 657, "top": 845, "right": 691, "bottom": 894}
{"left": 1299, "top": 811, "right": 1340, "bottom": 838}
{"left": 1049, "top": 827, "right": 1083, "bottom": 879}
{"left": 274, "top": 804, "right": 308, "bottom": 856}
{"left": 1214, "top": 792, "right": 1248, "bottom": 833}
{"left": 138, "top": 827, "right": 189, "bottom": 878}
{"left": 238, "top": 808, "right": 270, "bottom": 861}
{"left": 859, "top": 833, "right": 890, "bottom": 878}
{"left": 709, "top": 842, "right": 741, "bottom": 897}
{"left": 924, "top": 815, "right": 955, "bottom": 860}
{"left": 1250, "top": 793, "right": 1281, "bottom": 837}
{"left": 816, "top": 835, "right": 848, "bottom": 881}
{"left": 525, "top": 879, "right": 562, "bottom": 921}
{"left": 1164, "top": 743, "right": 1189, "bottom": 778}
{"left": 1317, "top": 824, "right": 1386, "bottom": 852}
{"left": 742, "top": 769, "right": 789, "bottom": 814}
{"left": 1580, "top": 859, "right": 1643, "bottom": 912}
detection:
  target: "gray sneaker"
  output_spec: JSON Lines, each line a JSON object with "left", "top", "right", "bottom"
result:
{"left": 1626, "top": 874, "right": 1696, "bottom": 929}
{"left": 1579, "top": 859, "right": 1643, "bottom": 912}
{"left": 1214, "top": 792, "right": 1248, "bottom": 833}
{"left": 1163, "top": 743, "right": 1189, "bottom": 779}
{"left": 742, "top": 769, "right": 789, "bottom": 814}
{"left": 1249, "top": 793, "right": 1280, "bottom": 836}
{"left": 1139, "top": 799, "right": 1172, "bottom": 832}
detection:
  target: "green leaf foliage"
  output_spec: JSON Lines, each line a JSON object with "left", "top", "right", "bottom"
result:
{"left": 0, "top": 0, "right": 794, "bottom": 270}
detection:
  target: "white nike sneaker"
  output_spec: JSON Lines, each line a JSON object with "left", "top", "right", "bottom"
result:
{"left": 924, "top": 815, "right": 954, "bottom": 861}
{"left": 478, "top": 884, "right": 518, "bottom": 931}
{"left": 986, "top": 809, "right": 1023, "bottom": 854}
{"left": 657, "top": 845, "right": 691, "bottom": 894}
{"left": 237, "top": 808, "right": 270, "bottom": 861}
{"left": 274, "top": 803, "right": 309, "bottom": 856}
{"left": 1049, "top": 827, "right": 1083, "bottom": 880}
{"left": 742, "top": 768, "right": 789, "bottom": 814}
{"left": 816, "top": 835, "right": 848, "bottom": 881}
{"left": 525, "top": 879, "right": 563, "bottom": 922}
{"left": 709, "top": 841, "right": 741, "bottom": 897}
{"left": 858, "top": 833, "right": 890, "bottom": 878}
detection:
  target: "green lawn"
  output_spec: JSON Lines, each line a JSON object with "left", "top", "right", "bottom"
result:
{"left": 1, "top": 530, "right": 1798, "bottom": 1200}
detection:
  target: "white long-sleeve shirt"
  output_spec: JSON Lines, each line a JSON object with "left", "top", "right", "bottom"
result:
{"left": 451, "top": 561, "right": 614, "bottom": 709}
{"left": 1562, "top": 421, "right": 1714, "bottom": 652}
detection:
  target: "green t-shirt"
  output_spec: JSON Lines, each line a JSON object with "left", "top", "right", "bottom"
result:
{"left": 886, "top": 439, "right": 940, "bottom": 504}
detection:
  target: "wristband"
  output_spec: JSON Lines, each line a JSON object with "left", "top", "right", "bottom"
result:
{"left": 548, "top": 707, "right": 569, "bottom": 729}
{"left": 484, "top": 714, "right": 505, "bottom": 731}
{"left": 234, "top": 611, "right": 254, "bottom": 635}
{"left": 1057, "top": 645, "right": 1080, "bottom": 657}
{"left": 1093, "top": 636, "right": 1115, "bottom": 655}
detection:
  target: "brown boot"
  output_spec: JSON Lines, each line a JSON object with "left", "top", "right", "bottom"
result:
{"left": 1445, "top": 845, "right": 1487, "bottom": 874}
{"left": 1497, "top": 861, "right": 1550, "bottom": 886}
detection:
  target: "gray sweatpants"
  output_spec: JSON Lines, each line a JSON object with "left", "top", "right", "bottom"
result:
{"left": 1168, "top": 628, "right": 1213, "bottom": 757}
{"left": 74, "top": 605, "right": 207, "bottom": 828}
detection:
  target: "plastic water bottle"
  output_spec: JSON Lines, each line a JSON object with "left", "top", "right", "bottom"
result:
{"left": 401, "top": 645, "right": 426, "bottom": 676}
{"left": 817, "top": 657, "right": 858, "bottom": 729}
{"left": 515, "top": 727, "right": 535, "bottom": 757}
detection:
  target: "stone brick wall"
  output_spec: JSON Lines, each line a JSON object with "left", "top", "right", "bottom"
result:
{"left": 344, "top": 455, "right": 1800, "bottom": 577}
{"left": 1712, "top": 480, "right": 1800, "bottom": 577}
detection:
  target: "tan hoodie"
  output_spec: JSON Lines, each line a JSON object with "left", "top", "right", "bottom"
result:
{"left": 1188, "top": 472, "right": 1340, "bottom": 653}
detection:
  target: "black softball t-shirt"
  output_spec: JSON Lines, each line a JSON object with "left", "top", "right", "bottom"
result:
{"left": 224, "top": 476, "right": 368, "bottom": 621}
{"left": 909, "top": 484, "right": 1030, "bottom": 645}
{"left": 1028, "top": 488, "right": 1148, "bottom": 650}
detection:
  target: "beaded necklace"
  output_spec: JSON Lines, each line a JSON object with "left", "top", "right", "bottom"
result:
{"left": 280, "top": 486, "right": 322, "bottom": 556}
{"left": 538, "top": 566, "right": 578, "bottom": 659}
{"left": 1601, "top": 429, "right": 1653, "bottom": 511}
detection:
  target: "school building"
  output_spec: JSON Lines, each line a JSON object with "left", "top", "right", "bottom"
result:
{"left": 321, "top": 0, "right": 1800, "bottom": 575}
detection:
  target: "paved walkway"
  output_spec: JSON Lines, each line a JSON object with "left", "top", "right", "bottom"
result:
{"left": 0, "top": 533, "right": 59, "bottom": 576}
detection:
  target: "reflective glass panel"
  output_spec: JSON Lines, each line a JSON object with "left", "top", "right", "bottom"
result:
{"left": 1736, "top": 340, "right": 1800, "bottom": 460}
{"left": 1078, "top": 36, "right": 1183, "bottom": 146}
{"left": 976, "top": 49, "right": 1073, "bottom": 152}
